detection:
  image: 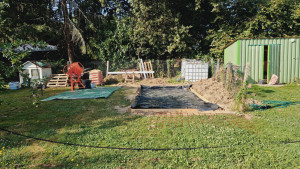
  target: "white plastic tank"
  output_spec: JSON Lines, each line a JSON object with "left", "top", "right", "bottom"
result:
{"left": 9, "top": 82, "right": 20, "bottom": 90}
{"left": 181, "top": 59, "right": 209, "bottom": 82}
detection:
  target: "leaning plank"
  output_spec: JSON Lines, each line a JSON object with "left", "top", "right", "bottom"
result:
{"left": 190, "top": 88, "right": 210, "bottom": 103}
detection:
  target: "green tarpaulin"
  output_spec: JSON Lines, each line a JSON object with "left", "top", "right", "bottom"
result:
{"left": 41, "top": 87, "right": 121, "bottom": 101}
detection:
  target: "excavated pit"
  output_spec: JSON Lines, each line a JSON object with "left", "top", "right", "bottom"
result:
{"left": 131, "top": 85, "right": 219, "bottom": 111}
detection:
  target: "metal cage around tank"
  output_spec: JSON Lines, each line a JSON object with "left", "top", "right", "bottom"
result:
{"left": 181, "top": 59, "right": 209, "bottom": 82}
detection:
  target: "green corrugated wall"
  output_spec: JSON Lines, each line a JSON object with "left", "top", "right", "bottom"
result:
{"left": 224, "top": 40, "right": 239, "bottom": 65}
{"left": 224, "top": 38, "right": 300, "bottom": 83}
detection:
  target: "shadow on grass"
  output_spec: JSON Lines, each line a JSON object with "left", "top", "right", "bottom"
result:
{"left": 0, "top": 88, "right": 141, "bottom": 149}
{"left": 259, "top": 89, "right": 274, "bottom": 93}
{"left": 96, "top": 116, "right": 141, "bottom": 130}
{"left": 248, "top": 89, "right": 275, "bottom": 98}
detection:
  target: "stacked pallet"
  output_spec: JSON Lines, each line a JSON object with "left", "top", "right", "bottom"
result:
{"left": 89, "top": 69, "right": 104, "bottom": 85}
{"left": 47, "top": 74, "right": 69, "bottom": 87}
{"left": 143, "top": 61, "right": 154, "bottom": 78}
{"left": 138, "top": 61, "right": 154, "bottom": 79}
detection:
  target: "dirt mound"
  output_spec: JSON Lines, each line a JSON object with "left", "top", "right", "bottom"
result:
{"left": 192, "top": 78, "right": 234, "bottom": 111}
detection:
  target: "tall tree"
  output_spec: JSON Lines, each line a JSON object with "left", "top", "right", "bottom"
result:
{"left": 0, "top": 0, "right": 61, "bottom": 43}
{"left": 62, "top": 0, "right": 75, "bottom": 63}
{"left": 245, "top": 0, "right": 300, "bottom": 37}
{"left": 165, "top": 0, "right": 214, "bottom": 54}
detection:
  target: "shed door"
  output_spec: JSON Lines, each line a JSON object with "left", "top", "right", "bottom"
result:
{"left": 31, "top": 69, "right": 40, "bottom": 80}
{"left": 268, "top": 45, "right": 280, "bottom": 83}
{"left": 248, "top": 46, "right": 264, "bottom": 83}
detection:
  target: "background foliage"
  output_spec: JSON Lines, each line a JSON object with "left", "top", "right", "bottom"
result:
{"left": 0, "top": 0, "right": 299, "bottom": 81}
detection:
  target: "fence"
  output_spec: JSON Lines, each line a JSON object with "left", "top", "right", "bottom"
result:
{"left": 210, "top": 60, "right": 250, "bottom": 97}
{"left": 47, "top": 58, "right": 249, "bottom": 90}
{"left": 81, "top": 59, "right": 184, "bottom": 79}
{"left": 209, "top": 60, "right": 251, "bottom": 112}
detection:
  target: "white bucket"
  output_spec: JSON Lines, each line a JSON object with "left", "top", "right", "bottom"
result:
{"left": 9, "top": 82, "right": 20, "bottom": 90}
{"left": 91, "top": 83, "right": 96, "bottom": 89}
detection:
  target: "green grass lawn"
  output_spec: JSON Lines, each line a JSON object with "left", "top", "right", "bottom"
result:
{"left": 0, "top": 84, "right": 299, "bottom": 168}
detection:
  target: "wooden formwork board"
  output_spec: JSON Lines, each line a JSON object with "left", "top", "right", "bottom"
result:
{"left": 190, "top": 88, "right": 211, "bottom": 103}
{"left": 130, "top": 108, "right": 236, "bottom": 116}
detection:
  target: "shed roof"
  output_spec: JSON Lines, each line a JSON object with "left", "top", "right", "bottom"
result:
{"left": 223, "top": 36, "right": 300, "bottom": 50}
{"left": 15, "top": 44, "right": 57, "bottom": 52}
{"left": 22, "top": 61, "right": 51, "bottom": 69}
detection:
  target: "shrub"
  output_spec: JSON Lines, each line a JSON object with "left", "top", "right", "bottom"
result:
{"left": 104, "top": 75, "right": 124, "bottom": 85}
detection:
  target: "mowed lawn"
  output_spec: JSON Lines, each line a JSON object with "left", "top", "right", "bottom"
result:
{"left": 0, "top": 84, "right": 299, "bottom": 168}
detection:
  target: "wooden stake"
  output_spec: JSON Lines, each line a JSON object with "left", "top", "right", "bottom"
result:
{"left": 149, "top": 61, "right": 154, "bottom": 78}
{"left": 244, "top": 63, "right": 250, "bottom": 83}
{"left": 106, "top": 61, "right": 109, "bottom": 78}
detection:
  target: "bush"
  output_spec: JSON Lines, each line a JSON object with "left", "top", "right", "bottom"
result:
{"left": 0, "top": 76, "right": 6, "bottom": 90}
{"left": 234, "top": 81, "right": 248, "bottom": 113}
{"left": 104, "top": 75, "right": 124, "bottom": 85}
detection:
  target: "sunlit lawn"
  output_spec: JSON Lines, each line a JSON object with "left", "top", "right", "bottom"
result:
{"left": 0, "top": 84, "right": 299, "bottom": 168}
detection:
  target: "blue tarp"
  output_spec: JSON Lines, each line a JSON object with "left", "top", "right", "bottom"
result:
{"left": 41, "top": 87, "right": 121, "bottom": 101}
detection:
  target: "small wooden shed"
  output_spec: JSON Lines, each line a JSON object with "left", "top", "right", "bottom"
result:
{"left": 19, "top": 61, "right": 52, "bottom": 84}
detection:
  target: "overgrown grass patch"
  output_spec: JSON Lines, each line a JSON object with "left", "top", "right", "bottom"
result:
{"left": 0, "top": 85, "right": 299, "bottom": 168}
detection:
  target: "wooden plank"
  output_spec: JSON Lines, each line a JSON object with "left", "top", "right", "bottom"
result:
{"left": 143, "top": 62, "right": 149, "bottom": 78}
{"left": 52, "top": 77, "right": 68, "bottom": 79}
{"left": 130, "top": 108, "right": 236, "bottom": 116}
{"left": 140, "top": 59, "right": 147, "bottom": 79}
{"left": 190, "top": 88, "right": 210, "bottom": 103}
{"left": 106, "top": 61, "right": 109, "bottom": 78}
{"left": 48, "top": 85, "right": 67, "bottom": 88}
{"left": 47, "top": 84, "right": 66, "bottom": 86}
{"left": 51, "top": 79, "right": 68, "bottom": 81}
{"left": 149, "top": 61, "right": 154, "bottom": 78}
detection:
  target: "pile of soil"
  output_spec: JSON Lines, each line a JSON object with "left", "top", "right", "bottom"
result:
{"left": 192, "top": 78, "right": 235, "bottom": 111}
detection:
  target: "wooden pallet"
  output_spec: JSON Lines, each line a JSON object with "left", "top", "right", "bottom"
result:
{"left": 139, "top": 61, "right": 154, "bottom": 79}
{"left": 47, "top": 74, "right": 69, "bottom": 87}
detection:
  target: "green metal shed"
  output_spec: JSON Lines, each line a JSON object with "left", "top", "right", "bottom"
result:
{"left": 224, "top": 37, "right": 300, "bottom": 84}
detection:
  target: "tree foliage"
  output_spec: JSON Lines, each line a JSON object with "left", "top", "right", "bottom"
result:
{"left": 92, "top": 17, "right": 136, "bottom": 68}
{"left": 0, "top": 0, "right": 299, "bottom": 76}
{"left": 0, "top": 0, "right": 62, "bottom": 43}
{"left": 245, "top": 0, "right": 300, "bottom": 37}
{"left": 131, "top": 0, "right": 193, "bottom": 59}
{"left": 207, "top": 0, "right": 300, "bottom": 58}
{"left": 0, "top": 40, "right": 47, "bottom": 81}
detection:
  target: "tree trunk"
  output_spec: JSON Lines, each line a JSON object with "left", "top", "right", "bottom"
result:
{"left": 62, "top": 0, "right": 75, "bottom": 64}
